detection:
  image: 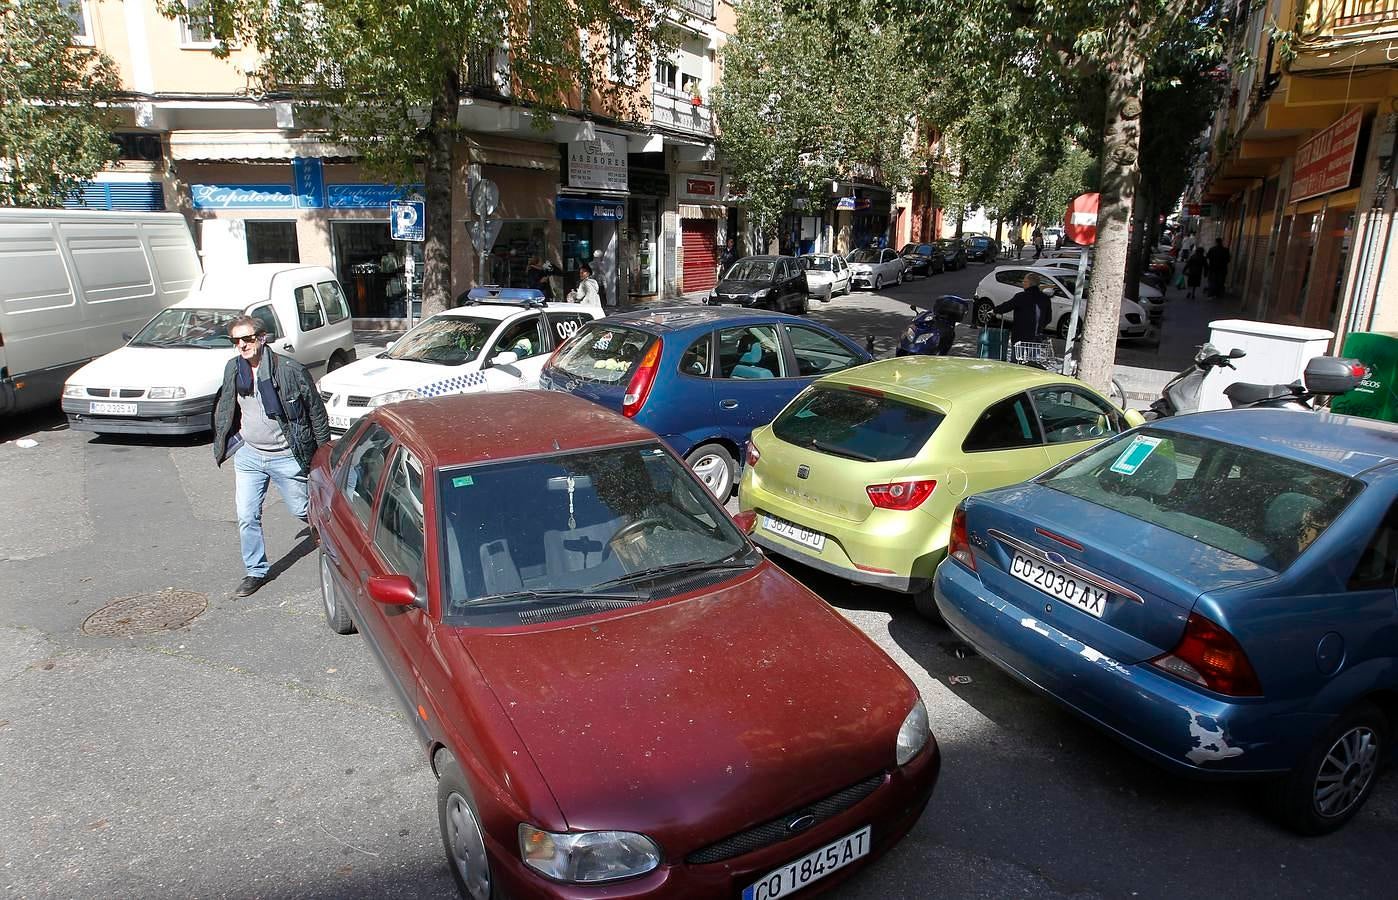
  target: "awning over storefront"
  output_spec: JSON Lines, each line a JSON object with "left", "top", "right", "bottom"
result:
{"left": 169, "top": 131, "right": 354, "bottom": 161}
{"left": 678, "top": 204, "right": 726, "bottom": 220}
{"left": 468, "top": 135, "right": 559, "bottom": 171}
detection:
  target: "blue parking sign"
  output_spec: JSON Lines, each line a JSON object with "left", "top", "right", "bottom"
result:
{"left": 390, "top": 199, "right": 425, "bottom": 241}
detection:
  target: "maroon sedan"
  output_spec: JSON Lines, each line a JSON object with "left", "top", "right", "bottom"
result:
{"left": 308, "top": 391, "right": 939, "bottom": 899}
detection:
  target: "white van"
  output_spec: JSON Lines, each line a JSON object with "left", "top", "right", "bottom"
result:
{"left": 0, "top": 209, "right": 201, "bottom": 416}
{"left": 62, "top": 264, "right": 357, "bottom": 435}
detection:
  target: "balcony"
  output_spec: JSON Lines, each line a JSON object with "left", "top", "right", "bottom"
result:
{"left": 466, "top": 46, "right": 511, "bottom": 97}
{"left": 675, "top": 0, "right": 715, "bottom": 21}
{"left": 1328, "top": 0, "right": 1398, "bottom": 27}
{"left": 651, "top": 87, "right": 713, "bottom": 135}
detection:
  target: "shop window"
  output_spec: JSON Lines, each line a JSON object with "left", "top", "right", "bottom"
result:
{"left": 246, "top": 221, "right": 299, "bottom": 264}
{"left": 295, "top": 285, "right": 326, "bottom": 332}
{"left": 317, "top": 281, "right": 350, "bottom": 324}
{"left": 333, "top": 222, "right": 413, "bottom": 318}
{"left": 487, "top": 220, "right": 549, "bottom": 290}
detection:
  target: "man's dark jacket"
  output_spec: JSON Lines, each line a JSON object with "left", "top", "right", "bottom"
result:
{"left": 212, "top": 350, "right": 330, "bottom": 475}
{"left": 994, "top": 286, "right": 1054, "bottom": 343}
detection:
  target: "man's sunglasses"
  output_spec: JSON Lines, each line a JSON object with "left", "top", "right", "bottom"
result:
{"left": 229, "top": 333, "right": 264, "bottom": 346}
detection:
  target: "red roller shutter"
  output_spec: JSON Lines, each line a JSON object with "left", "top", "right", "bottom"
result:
{"left": 682, "top": 219, "right": 719, "bottom": 293}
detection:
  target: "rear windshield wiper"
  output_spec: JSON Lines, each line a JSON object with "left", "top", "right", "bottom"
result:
{"left": 810, "top": 439, "right": 877, "bottom": 462}
{"left": 467, "top": 587, "right": 649, "bottom": 608}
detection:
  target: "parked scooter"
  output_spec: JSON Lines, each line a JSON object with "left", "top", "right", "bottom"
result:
{"left": 896, "top": 295, "right": 968, "bottom": 357}
{"left": 1148, "top": 343, "right": 1367, "bottom": 417}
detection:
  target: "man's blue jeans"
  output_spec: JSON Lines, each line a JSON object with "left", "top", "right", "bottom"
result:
{"left": 234, "top": 444, "right": 308, "bottom": 578}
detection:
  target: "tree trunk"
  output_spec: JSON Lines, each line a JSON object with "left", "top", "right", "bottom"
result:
{"left": 1077, "top": 27, "right": 1145, "bottom": 392}
{"left": 1123, "top": 197, "right": 1146, "bottom": 304}
{"left": 420, "top": 73, "right": 461, "bottom": 318}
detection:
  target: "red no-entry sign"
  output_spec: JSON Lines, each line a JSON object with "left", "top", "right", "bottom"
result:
{"left": 1064, "top": 193, "right": 1100, "bottom": 246}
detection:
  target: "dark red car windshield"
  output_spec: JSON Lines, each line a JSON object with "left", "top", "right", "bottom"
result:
{"left": 436, "top": 443, "right": 750, "bottom": 623}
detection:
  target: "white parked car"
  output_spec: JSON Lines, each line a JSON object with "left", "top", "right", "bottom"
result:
{"left": 797, "top": 254, "right": 851, "bottom": 301}
{"left": 1032, "top": 260, "right": 1166, "bottom": 322}
{"left": 61, "top": 264, "right": 355, "bottom": 435}
{"left": 845, "top": 248, "right": 905, "bottom": 291}
{"left": 318, "top": 293, "right": 603, "bottom": 436}
{"left": 972, "top": 265, "right": 1149, "bottom": 341}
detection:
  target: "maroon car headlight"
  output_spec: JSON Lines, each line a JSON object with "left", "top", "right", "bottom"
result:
{"left": 895, "top": 698, "right": 930, "bottom": 766}
{"left": 519, "top": 824, "right": 661, "bottom": 883}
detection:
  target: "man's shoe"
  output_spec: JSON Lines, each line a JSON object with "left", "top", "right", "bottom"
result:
{"left": 234, "top": 575, "right": 265, "bottom": 598}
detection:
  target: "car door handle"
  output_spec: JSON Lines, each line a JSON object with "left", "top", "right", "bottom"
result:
{"left": 720, "top": 400, "right": 738, "bottom": 409}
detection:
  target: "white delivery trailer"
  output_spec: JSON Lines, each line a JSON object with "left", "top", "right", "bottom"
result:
{"left": 0, "top": 209, "right": 201, "bottom": 415}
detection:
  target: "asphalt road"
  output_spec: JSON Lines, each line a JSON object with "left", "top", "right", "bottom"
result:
{"left": 1, "top": 398, "right": 1393, "bottom": 899}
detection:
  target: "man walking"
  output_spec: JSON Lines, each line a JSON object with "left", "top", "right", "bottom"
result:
{"left": 719, "top": 236, "right": 739, "bottom": 276}
{"left": 1032, "top": 227, "right": 1045, "bottom": 259}
{"left": 212, "top": 315, "right": 330, "bottom": 598}
{"left": 995, "top": 273, "right": 1054, "bottom": 357}
{"left": 1206, "top": 238, "right": 1231, "bottom": 299}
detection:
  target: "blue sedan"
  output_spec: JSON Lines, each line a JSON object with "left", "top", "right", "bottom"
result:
{"left": 935, "top": 409, "right": 1398, "bottom": 834}
{"left": 540, "top": 306, "right": 872, "bottom": 498}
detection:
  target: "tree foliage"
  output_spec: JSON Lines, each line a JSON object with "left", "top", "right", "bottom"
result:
{"left": 168, "top": 0, "right": 671, "bottom": 314}
{"left": 0, "top": 0, "right": 122, "bottom": 208}
{"left": 712, "top": 0, "right": 926, "bottom": 249}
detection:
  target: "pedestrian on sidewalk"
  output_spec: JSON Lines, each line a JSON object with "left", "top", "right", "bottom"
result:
{"left": 1012, "top": 233, "right": 1025, "bottom": 259}
{"left": 994, "top": 272, "right": 1053, "bottom": 355}
{"left": 1032, "top": 227, "right": 1045, "bottom": 259}
{"left": 1183, "top": 247, "right": 1206, "bottom": 300}
{"left": 719, "top": 237, "right": 739, "bottom": 277}
{"left": 212, "top": 315, "right": 330, "bottom": 598}
{"left": 567, "top": 263, "right": 601, "bottom": 305}
{"left": 1206, "top": 238, "right": 1231, "bottom": 298}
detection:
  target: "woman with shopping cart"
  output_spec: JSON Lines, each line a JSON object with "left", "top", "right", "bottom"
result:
{"left": 993, "top": 272, "right": 1055, "bottom": 364}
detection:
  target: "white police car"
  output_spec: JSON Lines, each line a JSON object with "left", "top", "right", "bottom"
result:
{"left": 318, "top": 288, "right": 603, "bottom": 435}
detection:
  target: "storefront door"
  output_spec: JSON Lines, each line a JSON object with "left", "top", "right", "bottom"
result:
{"left": 682, "top": 219, "right": 719, "bottom": 293}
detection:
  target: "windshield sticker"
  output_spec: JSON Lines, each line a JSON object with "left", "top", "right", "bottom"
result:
{"left": 1110, "top": 436, "right": 1163, "bottom": 475}
{"left": 451, "top": 475, "right": 474, "bottom": 488}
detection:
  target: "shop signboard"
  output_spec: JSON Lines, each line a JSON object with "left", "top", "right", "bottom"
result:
{"left": 567, "top": 130, "right": 628, "bottom": 192}
{"left": 678, "top": 175, "right": 720, "bottom": 202}
{"left": 292, "top": 158, "right": 326, "bottom": 209}
{"left": 556, "top": 197, "right": 625, "bottom": 221}
{"left": 191, "top": 184, "right": 297, "bottom": 210}
{"left": 1290, "top": 107, "right": 1364, "bottom": 204}
{"left": 328, "top": 184, "right": 422, "bottom": 209}
{"left": 835, "top": 196, "right": 871, "bottom": 211}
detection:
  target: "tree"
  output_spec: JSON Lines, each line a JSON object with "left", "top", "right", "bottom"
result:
{"left": 712, "top": 0, "right": 926, "bottom": 250}
{"left": 171, "top": 0, "right": 670, "bottom": 316}
{"left": 909, "top": 0, "right": 1223, "bottom": 390}
{"left": 0, "top": 0, "right": 122, "bottom": 207}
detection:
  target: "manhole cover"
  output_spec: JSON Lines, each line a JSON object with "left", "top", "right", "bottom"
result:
{"left": 82, "top": 589, "right": 208, "bottom": 637}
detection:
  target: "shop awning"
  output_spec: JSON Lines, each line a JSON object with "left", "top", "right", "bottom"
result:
{"left": 468, "top": 135, "right": 559, "bottom": 171}
{"left": 678, "top": 204, "right": 726, "bottom": 219}
{"left": 169, "top": 131, "right": 355, "bottom": 161}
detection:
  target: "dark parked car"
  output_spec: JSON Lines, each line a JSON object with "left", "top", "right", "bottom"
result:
{"left": 707, "top": 255, "right": 808, "bottom": 314}
{"left": 900, "top": 243, "right": 946, "bottom": 277}
{"left": 935, "top": 238, "right": 968, "bottom": 270}
{"left": 309, "top": 391, "right": 941, "bottom": 899}
{"left": 936, "top": 409, "right": 1398, "bottom": 834}
{"left": 540, "top": 306, "right": 872, "bottom": 499}
{"left": 962, "top": 235, "right": 999, "bottom": 263}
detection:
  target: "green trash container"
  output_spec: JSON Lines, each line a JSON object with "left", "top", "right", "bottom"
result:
{"left": 1330, "top": 332, "right": 1398, "bottom": 423}
{"left": 978, "top": 326, "right": 1010, "bottom": 361}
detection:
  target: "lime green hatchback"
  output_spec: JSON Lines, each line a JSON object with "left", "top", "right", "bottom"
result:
{"left": 737, "top": 357, "right": 1145, "bottom": 614}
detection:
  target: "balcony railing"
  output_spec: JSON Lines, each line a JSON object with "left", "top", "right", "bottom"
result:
{"left": 651, "top": 87, "right": 713, "bottom": 135}
{"left": 466, "top": 46, "right": 511, "bottom": 97}
{"left": 675, "top": 0, "right": 715, "bottom": 20}
{"left": 1327, "top": 0, "right": 1398, "bottom": 27}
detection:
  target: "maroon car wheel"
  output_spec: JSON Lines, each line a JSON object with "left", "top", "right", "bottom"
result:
{"left": 437, "top": 755, "right": 496, "bottom": 900}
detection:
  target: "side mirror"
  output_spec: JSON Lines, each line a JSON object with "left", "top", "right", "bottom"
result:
{"left": 282, "top": 341, "right": 295, "bottom": 352}
{"left": 490, "top": 351, "right": 520, "bottom": 367}
{"left": 1229, "top": 348, "right": 1246, "bottom": 359}
{"left": 367, "top": 574, "right": 417, "bottom": 607}
{"left": 1124, "top": 409, "right": 1147, "bottom": 428}
{"left": 122, "top": 331, "right": 133, "bottom": 342}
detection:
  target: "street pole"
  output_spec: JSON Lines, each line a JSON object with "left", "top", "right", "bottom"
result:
{"left": 1061, "top": 249, "right": 1090, "bottom": 376}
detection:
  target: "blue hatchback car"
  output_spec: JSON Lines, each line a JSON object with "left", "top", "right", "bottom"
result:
{"left": 540, "top": 306, "right": 872, "bottom": 498}
{"left": 935, "top": 409, "right": 1398, "bottom": 834}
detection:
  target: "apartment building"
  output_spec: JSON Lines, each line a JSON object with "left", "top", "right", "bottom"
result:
{"left": 1196, "top": 0, "right": 1397, "bottom": 337}
{"left": 62, "top": 0, "right": 737, "bottom": 316}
